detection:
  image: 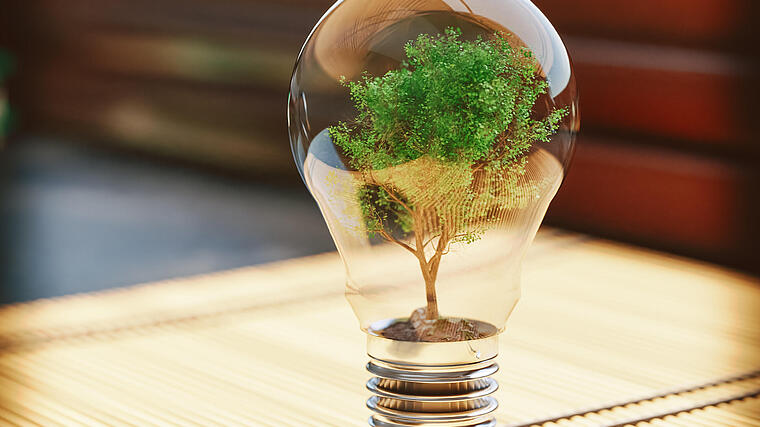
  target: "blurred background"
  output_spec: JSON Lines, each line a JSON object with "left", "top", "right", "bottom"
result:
{"left": 0, "top": 0, "right": 758, "bottom": 304}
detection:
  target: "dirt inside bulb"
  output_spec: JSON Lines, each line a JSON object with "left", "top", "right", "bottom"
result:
{"left": 376, "top": 307, "right": 498, "bottom": 342}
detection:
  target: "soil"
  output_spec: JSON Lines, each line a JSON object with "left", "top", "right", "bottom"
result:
{"left": 378, "top": 307, "right": 497, "bottom": 342}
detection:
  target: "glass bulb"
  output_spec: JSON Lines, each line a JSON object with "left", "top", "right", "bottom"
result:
{"left": 288, "top": 1, "right": 577, "bottom": 425}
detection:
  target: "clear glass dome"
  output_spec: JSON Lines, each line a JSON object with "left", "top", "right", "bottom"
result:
{"left": 289, "top": 0, "right": 578, "bottom": 340}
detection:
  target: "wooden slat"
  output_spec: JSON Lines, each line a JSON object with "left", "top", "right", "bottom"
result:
{"left": 0, "top": 230, "right": 757, "bottom": 425}
{"left": 13, "top": 0, "right": 756, "bottom": 48}
{"left": 569, "top": 38, "right": 752, "bottom": 147}
{"left": 548, "top": 137, "right": 755, "bottom": 261}
{"left": 533, "top": 0, "right": 753, "bottom": 47}
{"left": 6, "top": 0, "right": 327, "bottom": 41}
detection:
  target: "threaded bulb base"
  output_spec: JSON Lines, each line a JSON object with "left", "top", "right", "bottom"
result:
{"left": 366, "top": 357, "right": 499, "bottom": 426}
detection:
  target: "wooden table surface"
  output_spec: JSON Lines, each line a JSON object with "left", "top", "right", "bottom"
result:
{"left": 0, "top": 229, "right": 758, "bottom": 426}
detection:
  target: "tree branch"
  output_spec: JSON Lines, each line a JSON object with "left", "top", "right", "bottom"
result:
{"left": 422, "top": 234, "right": 439, "bottom": 250}
{"left": 376, "top": 229, "right": 417, "bottom": 256}
{"left": 427, "top": 224, "right": 450, "bottom": 282}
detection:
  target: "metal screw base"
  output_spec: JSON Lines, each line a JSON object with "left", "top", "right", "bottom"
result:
{"left": 366, "top": 357, "right": 499, "bottom": 426}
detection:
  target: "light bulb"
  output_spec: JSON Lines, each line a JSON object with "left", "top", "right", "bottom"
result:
{"left": 289, "top": 1, "right": 578, "bottom": 425}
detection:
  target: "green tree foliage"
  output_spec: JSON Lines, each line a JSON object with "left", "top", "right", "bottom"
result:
{"left": 329, "top": 28, "right": 566, "bottom": 320}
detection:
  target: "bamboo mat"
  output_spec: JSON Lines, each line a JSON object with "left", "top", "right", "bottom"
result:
{"left": 0, "top": 229, "right": 758, "bottom": 426}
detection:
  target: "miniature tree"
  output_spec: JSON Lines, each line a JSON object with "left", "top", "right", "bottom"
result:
{"left": 329, "top": 28, "right": 566, "bottom": 323}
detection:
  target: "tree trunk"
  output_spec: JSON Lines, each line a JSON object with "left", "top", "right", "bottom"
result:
{"left": 425, "top": 268, "right": 438, "bottom": 320}
{"left": 417, "top": 225, "right": 449, "bottom": 321}
{"left": 420, "top": 258, "right": 439, "bottom": 320}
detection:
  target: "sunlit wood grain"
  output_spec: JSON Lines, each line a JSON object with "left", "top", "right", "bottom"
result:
{"left": 0, "top": 229, "right": 757, "bottom": 425}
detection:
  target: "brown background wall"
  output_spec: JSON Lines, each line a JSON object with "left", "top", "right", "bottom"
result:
{"left": 2, "top": 0, "right": 759, "bottom": 273}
